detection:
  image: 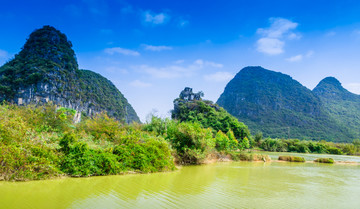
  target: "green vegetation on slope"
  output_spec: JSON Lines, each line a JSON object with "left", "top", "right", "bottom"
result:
{"left": 217, "top": 66, "right": 355, "bottom": 142}
{"left": 313, "top": 77, "right": 360, "bottom": 139}
{"left": 172, "top": 99, "right": 250, "bottom": 141}
{"left": 0, "top": 25, "right": 139, "bottom": 123}
{"left": 0, "top": 25, "right": 77, "bottom": 99}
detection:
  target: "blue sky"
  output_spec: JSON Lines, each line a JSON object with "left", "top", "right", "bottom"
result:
{"left": 1, "top": 0, "right": 360, "bottom": 122}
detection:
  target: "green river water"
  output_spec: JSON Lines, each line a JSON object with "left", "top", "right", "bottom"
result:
{"left": 1, "top": 153, "right": 359, "bottom": 209}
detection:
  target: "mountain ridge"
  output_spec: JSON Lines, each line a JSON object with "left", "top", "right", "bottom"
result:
{"left": 0, "top": 25, "right": 140, "bottom": 123}
{"left": 217, "top": 66, "right": 357, "bottom": 142}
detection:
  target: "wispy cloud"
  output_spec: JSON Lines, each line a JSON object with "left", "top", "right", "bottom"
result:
{"left": 204, "top": 72, "right": 233, "bottom": 82}
{"left": 174, "top": 59, "right": 185, "bottom": 64}
{"left": 143, "top": 10, "right": 170, "bottom": 25}
{"left": 306, "top": 50, "right": 314, "bottom": 57}
{"left": 130, "top": 80, "right": 152, "bottom": 88}
{"left": 0, "top": 49, "right": 8, "bottom": 58}
{"left": 135, "top": 59, "right": 223, "bottom": 79}
{"left": 104, "top": 47, "right": 140, "bottom": 56}
{"left": 286, "top": 54, "right": 303, "bottom": 62}
{"left": 344, "top": 83, "right": 360, "bottom": 94}
{"left": 177, "top": 18, "right": 189, "bottom": 27}
{"left": 286, "top": 50, "right": 314, "bottom": 62}
{"left": 143, "top": 44, "right": 173, "bottom": 51}
{"left": 256, "top": 18, "right": 300, "bottom": 55}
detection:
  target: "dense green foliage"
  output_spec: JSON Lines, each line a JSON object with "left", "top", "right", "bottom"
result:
{"left": 0, "top": 26, "right": 77, "bottom": 99}
{"left": 76, "top": 70, "right": 139, "bottom": 122}
{"left": 258, "top": 137, "right": 360, "bottom": 155}
{"left": 172, "top": 99, "right": 250, "bottom": 141}
{"left": 0, "top": 25, "right": 139, "bottom": 123}
{"left": 313, "top": 77, "right": 360, "bottom": 139}
{"left": 278, "top": 156, "right": 306, "bottom": 162}
{"left": 217, "top": 66, "right": 355, "bottom": 142}
{"left": 314, "top": 158, "right": 334, "bottom": 164}
{"left": 166, "top": 121, "right": 215, "bottom": 164}
{"left": 0, "top": 103, "right": 173, "bottom": 181}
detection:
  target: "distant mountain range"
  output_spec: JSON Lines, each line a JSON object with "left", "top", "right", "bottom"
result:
{"left": 0, "top": 26, "right": 139, "bottom": 123}
{"left": 217, "top": 66, "right": 359, "bottom": 142}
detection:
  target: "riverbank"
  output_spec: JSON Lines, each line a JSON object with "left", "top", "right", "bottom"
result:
{"left": 2, "top": 158, "right": 360, "bottom": 209}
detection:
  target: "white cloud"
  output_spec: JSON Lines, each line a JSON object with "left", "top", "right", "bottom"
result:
{"left": 204, "top": 72, "right": 234, "bottom": 82}
{"left": 286, "top": 54, "right": 303, "bottom": 62}
{"left": 143, "top": 44, "right": 172, "bottom": 51}
{"left": 257, "top": 38, "right": 284, "bottom": 55}
{"left": 104, "top": 47, "right": 140, "bottom": 56}
{"left": 143, "top": 11, "right": 169, "bottom": 25}
{"left": 130, "top": 80, "right": 152, "bottom": 88}
{"left": 344, "top": 83, "right": 360, "bottom": 94}
{"left": 135, "top": 59, "right": 223, "bottom": 79}
{"left": 256, "top": 18, "right": 299, "bottom": 55}
{"left": 257, "top": 18, "right": 298, "bottom": 38}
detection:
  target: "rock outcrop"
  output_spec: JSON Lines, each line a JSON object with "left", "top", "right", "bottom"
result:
{"left": 0, "top": 25, "right": 140, "bottom": 123}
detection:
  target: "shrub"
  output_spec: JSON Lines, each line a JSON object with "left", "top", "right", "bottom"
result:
{"left": 278, "top": 155, "right": 305, "bottom": 162}
{"left": 172, "top": 100, "right": 250, "bottom": 140}
{"left": 230, "top": 152, "right": 270, "bottom": 162}
{"left": 215, "top": 131, "right": 231, "bottom": 152}
{"left": 0, "top": 143, "right": 60, "bottom": 181}
{"left": 113, "top": 134, "right": 175, "bottom": 173}
{"left": 59, "top": 133, "right": 122, "bottom": 176}
{"left": 314, "top": 158, "right": 334, "bottom": 164}
{"left": 81, "top": 112, "right": 122, "bottom": 141}
{"left": 166, "top": 121, "right": 215, "bottom": 164}
{"left": 327, "top": 147, "right": 343, "bottom": 155}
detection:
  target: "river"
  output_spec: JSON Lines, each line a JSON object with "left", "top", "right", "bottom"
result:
{"left": 1, "top": 153, "right": 359, "bottom": 209}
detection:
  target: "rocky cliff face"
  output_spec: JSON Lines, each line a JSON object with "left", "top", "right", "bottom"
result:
{"left": 217, "top": 66, "right": 354, "bottom": 142}
{"left": 0, "top": 25, "right": 140, "bottom": 123}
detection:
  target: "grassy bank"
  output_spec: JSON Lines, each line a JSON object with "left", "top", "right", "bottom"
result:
{"left": 0, "top": 104, "right": 252, "bottom": 181}
{"left": 1, "top": 103, "right": 359, "bottom": 181}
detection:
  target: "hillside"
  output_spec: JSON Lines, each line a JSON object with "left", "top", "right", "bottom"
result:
{"left": 217, "top": 66, "right": 354, "bottom": 142}
{"left": 0, "top": 25, "right": 139, "bottom": 123}
{"left": 313, "top": 77, "right": 360, "bottom": 138}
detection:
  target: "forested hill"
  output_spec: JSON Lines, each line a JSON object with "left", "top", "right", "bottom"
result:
{"left": 0, "top": 25, "right": 139, "bottom": 123}
{"left": 313, "top": 77, "right": 360, "bottom": 139}
{"left": 217, "top": 66, "right": 356, "bottom": 142}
